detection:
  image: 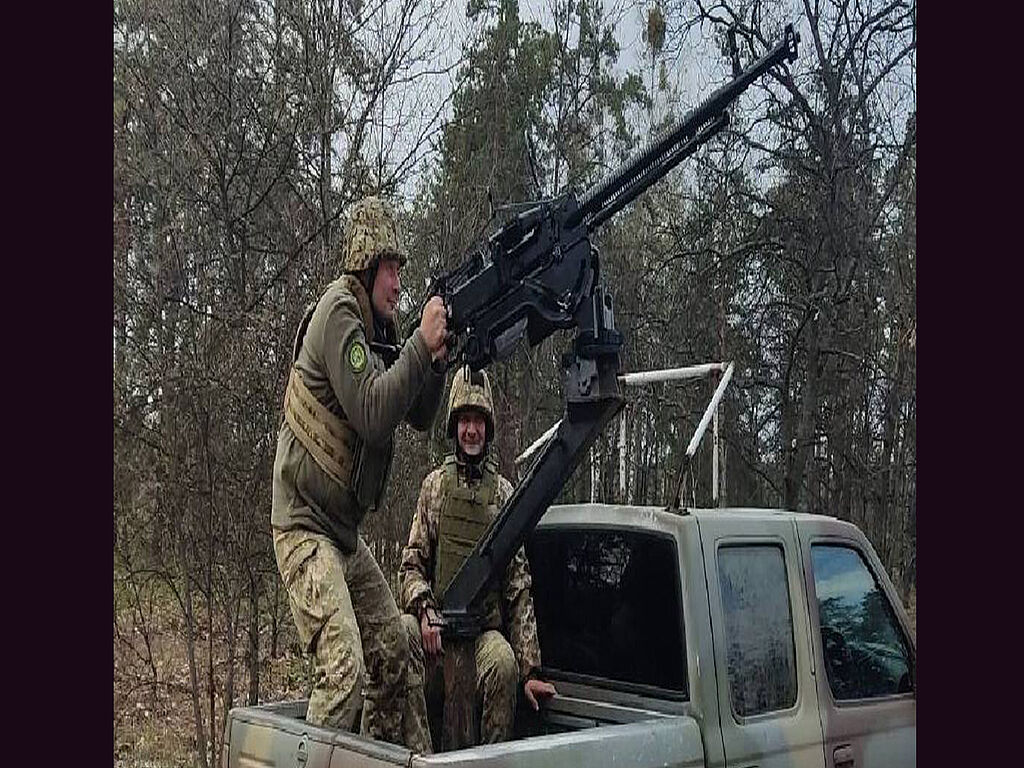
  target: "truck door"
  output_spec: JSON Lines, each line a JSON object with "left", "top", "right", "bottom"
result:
{"left": 796, "top": 520, "right": 916, "bottom": 768}
{"left": 698, "top": 513, "right": 825, "bottom": 768}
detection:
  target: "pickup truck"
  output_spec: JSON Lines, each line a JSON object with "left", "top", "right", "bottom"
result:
{"left": 223, "top": 504, "right": 916, "bottom": 768}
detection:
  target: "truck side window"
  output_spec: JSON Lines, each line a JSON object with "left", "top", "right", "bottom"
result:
{"left": 810, "top": 545, "right": 913, "bottom": 701}
{"left": 718, "top": 545, "right": 798, "bottom": 717}
{"left": 526, "top": 528, "right": 688, "bottom": 696}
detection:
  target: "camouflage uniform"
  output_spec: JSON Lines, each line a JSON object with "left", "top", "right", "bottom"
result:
{"left": 272, "top": 197, "right": 441, "bottom": 752}
{"left": 398, "top": 370, "right": 542, "bottom": 746}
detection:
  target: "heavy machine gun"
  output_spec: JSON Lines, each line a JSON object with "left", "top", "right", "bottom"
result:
{"left": 427, "top": 25, "right": 799, "bottom": 638}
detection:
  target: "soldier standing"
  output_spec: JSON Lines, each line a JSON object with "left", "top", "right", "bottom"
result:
{"left": 272, "top": 197, "right": 445, "bottom": 752}
{"left": 399, "top": 367, "right": 556, "bottom": 749}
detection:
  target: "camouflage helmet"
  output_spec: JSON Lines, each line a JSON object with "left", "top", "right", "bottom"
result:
{"left": 341, "top": 196, "right": 408, "bottom": 272}
{"left": 447, "top": 366, "right": 496, "bottom": 443}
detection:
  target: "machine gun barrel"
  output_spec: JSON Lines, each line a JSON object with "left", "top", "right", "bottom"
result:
{"left": 570, "top": 23, "right": 799, "bottom": 230}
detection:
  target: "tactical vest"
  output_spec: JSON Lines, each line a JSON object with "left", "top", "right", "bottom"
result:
{"left": 282, "top": 274, "right": 394, "bottom": 512}
{"left": 436, "top": 454, "right": 503, "bottom": 631}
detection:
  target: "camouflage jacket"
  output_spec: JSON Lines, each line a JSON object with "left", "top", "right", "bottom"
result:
{"left": 271, "top": 275, "right": 445, "bottom": 553}
{"left": 399, "top": 456, "right": 542, "bottom": 682}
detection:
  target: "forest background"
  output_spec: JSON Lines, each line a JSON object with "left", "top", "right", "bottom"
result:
{"left": 113, "top": 0, "right": 916, "bottom": 765}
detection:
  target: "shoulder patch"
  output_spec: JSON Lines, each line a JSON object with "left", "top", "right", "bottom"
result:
{"left": 348, "top": 340, "right": 368, "bottom": 374}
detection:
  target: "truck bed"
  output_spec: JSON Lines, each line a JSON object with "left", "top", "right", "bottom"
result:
{"left": 225, "top": 690, "right": 704, "bottom": 768}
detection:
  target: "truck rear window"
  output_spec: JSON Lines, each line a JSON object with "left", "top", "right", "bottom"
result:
{"left": 526, "top": 528, "right": 687, "bottom": 696}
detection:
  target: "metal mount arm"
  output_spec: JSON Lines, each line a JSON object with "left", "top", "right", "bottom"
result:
{"left": 440, "top": 286, "right": 624, "bottom": 639}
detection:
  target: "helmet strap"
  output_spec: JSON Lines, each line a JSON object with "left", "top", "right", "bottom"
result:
{"left": 455, "top": 444, "right": 488, "bottom": 470}
{"left": 359, "top": 263, "right": 377, "bottom": 298}
{"left": 459, "top": 442, "right": 487, "bottom": 458}
{"left": 361, "top": 262, "right": 392, "bottom": 340}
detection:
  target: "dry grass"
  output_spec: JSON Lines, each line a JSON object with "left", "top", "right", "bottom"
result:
{"left": 114, "top": 599, "right": 313, "bottom": 768}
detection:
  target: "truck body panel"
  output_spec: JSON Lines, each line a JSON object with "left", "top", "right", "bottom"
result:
{"left": 224, "top": 506, "right": 915, "bottom": 768}
{"left": 409, "top": 715, "right": 703, "bottom": 768}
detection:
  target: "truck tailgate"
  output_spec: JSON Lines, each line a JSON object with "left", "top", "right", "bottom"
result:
{"left": 411, "top": 715, "right": 704, "bottom": 768}
{"left": 226, "top": 703, "right": 412, "bottom": 768}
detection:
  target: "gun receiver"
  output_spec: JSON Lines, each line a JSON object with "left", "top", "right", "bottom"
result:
{"left": 429, "top": 26, "right": 799, "bottom": 638}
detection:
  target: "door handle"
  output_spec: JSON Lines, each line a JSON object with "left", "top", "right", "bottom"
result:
{"left": 833, "top": 745, "right": 854, "bottom": 768}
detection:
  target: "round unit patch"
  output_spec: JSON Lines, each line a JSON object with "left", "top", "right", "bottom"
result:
{"left": 348, "top": 341, "right": 368, "bottom": 374}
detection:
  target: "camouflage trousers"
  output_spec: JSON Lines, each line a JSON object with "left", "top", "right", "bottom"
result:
{"left": 273, "top": 530, "right": 432, "bottom": 753}
{"left": 401, "top": 614, "right": 518, "bottom": 747}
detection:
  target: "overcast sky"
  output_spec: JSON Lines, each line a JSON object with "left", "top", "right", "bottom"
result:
{"left": 370, "top": 0, "right": 724, "bottom": 202}
{"left": 364, "top": 1, "right": 914, "bottom": 206}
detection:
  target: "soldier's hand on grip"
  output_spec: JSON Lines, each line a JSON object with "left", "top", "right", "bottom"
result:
{"left": 420, "top": 296, "right": 448, "bottom": 362}
{"left": 421, "top": 606, "right": 444, "bottom": 657}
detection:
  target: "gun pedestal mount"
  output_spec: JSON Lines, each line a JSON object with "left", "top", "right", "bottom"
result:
{"left": 426, "top": 23, "right": 800, "bottom": 639}
{"left": 441, "top": 282, "right": 624, "bottom": 640}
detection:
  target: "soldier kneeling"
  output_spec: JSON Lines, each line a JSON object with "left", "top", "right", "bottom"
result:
{"left": 399, "top": 367, "right": 556, "bottom": 749}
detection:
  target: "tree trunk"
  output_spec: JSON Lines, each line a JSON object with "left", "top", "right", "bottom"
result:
{"left": 179, "top": 534, "right": 210, "bottom": 768}
{"left": 247, "top": 574, "right": 261, "bottom": 705}
{"left": 785, "top": 313, "right": 824, "bottom": 511}
{"left": 221, "top": 594, "right": 241, "bottom": 755}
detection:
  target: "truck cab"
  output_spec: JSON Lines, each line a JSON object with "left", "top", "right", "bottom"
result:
{"left": 526, "top": 504, "right": 916, "bottom": 768}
